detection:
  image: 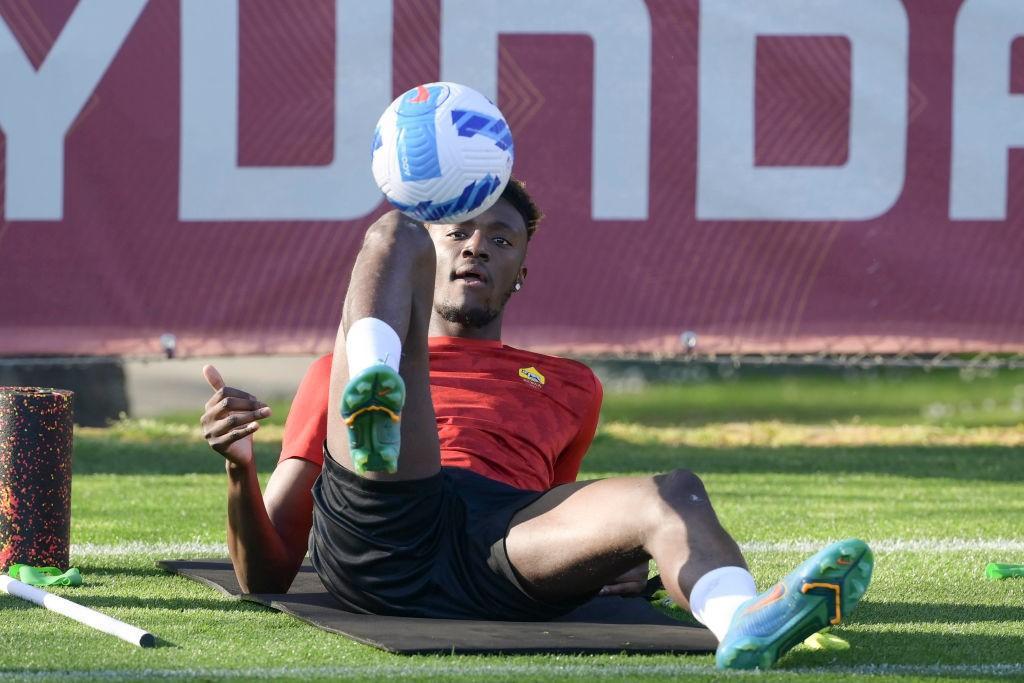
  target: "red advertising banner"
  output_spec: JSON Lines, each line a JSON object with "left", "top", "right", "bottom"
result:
{"left": 1, "top": 0, "right": 1022, "bottom": 357}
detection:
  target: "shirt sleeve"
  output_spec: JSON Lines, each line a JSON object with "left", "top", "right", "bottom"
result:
{"left": 278, "top": 354, "right": 332, "bottom": 466}
{"left": 551, "top": 372, "right": 603, "bottom": 485}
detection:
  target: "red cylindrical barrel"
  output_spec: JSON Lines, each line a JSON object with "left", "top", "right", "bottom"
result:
{"left": 0, "top": 387, "right": 74, "bottom": 571}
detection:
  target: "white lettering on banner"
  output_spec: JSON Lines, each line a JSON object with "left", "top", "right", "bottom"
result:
{"left": 440, "top": 0, "right": 652, "bottom": 221}
{"left": 1, "top": 2, "right": 1016, "bottom": 225}
{"left": 950, "top": 0, "right": 1024, "bottom": 220}
{"left": 178, "top": 0, "right": 388, "bottom": 221}
{"left": 0, "top": 0, "right": 146, "bottom": 221}
{"left": 697, "top": 0, "right": 908, "bottom": 221}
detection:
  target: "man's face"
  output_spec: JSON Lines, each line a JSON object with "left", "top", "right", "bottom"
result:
{"left": 426, "top": 198, "right": 528, "bottom": 330}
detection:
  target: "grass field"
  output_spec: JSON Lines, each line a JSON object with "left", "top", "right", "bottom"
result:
{"left": 2, "top": 367, "right": 1023, "bottom": 681}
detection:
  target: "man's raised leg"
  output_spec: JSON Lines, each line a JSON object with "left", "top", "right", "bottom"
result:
{"left": 325, "top": 211, "right": 441, "bottom": 481}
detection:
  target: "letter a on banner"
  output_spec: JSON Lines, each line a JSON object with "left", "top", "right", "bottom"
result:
{"left": 180, "top": 0, "right": 388, "bottom": 221}
{"left": 950, "top": 0, "right": 1024, "bottom": 220}
{"left": 697, "top": 0, "right": 908, "bottom": 221}
{"left": 0, "top": 0, "right": 146, "bottom": 221}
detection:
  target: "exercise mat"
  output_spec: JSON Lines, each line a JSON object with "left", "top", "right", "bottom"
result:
{"left": 159, "top": 558, "right": 717, "bottom": 655}
{"left": 0, "top": 387, "right": 74, "bottom": 572}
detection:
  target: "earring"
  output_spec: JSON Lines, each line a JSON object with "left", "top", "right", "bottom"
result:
{"left": 513, "top": 282, "right": 522, "bottom": 292}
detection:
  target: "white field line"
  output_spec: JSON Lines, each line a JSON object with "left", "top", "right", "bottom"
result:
{"left": 71, "top": 538, "right": 1024, "bottom": 557}
{"left": 740, "top": 538, "right": 1024, "bottom": 553}
{"left": 1, "top": 663, "right": 1023, "bottom": 680}
{"left": 72, "top": 541, "right": 227, "bottom": 556}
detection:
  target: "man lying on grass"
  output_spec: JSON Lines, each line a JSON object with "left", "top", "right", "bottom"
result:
{"left": 200, "top": 179, "right": 873, "bottom": 670}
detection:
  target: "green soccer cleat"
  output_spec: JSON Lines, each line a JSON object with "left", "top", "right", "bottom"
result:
{"left": 340, "top": 364, "right": 405, "bottom": 474}
{"left": 716, "top": 538, "right": 873, "bottom": 670}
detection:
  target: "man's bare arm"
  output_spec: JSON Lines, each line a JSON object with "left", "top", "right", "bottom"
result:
{"left": 201, "top": 365, "right": 318, "bottom": 593}
{"left": 225, "top": 457, "right": 318, "bottom": 593}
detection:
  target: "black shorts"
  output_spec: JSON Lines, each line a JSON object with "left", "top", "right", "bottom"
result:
{"left": 309, "top": 444, "right": 595, "bottom": 621}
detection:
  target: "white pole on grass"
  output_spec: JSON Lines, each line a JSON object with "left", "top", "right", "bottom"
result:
{"left": 0, "top": 575, "right": 155, "bottom": 647}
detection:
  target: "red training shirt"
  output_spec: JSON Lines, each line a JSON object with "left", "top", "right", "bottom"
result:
{"left": 279, "top": 337, "right": 603, "bottom": 491}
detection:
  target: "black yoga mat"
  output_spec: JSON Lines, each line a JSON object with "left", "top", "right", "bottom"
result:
{"left": 159, "top": 558, "right": 717, "bottom": 655}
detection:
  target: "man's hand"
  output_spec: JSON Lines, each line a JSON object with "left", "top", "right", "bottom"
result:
{"left": 598, "top": 562, "right": 650, "bottom": 597}
{"left": 200, "top": 364, "right": 272, "bottom": 468}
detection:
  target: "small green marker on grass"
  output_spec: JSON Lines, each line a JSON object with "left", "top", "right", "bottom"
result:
{"left": 8, "top": 564, "right": 83, "bottom": 587}
{"left": 803, "top": 629, "right": 850, "bottom": 651}
{"left": 986, "top": 562, "right": 1024, "bottom": 580}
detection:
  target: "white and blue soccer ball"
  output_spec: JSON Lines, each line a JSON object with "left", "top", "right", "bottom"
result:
{"left": 371, "top": 82, "right": 514, "bottom": 224}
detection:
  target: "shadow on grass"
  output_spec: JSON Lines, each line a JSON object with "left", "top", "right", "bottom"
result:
{"left": 783, "top": 627, "right": 1024, "bottom": 671}
{"left": 0, "top": 596, "right": 180, "bottom": 648}
{"left": 74, "top": 431, "right": 1022, "bottom": 483}
{"left": 582, "top": 437, "right": 1024, "bottom": 483}
{"left": 772, "top": 599, "right": 1024, "bottom": 673}
{"left": 65, "top": 595, "right": 265, "bottom": 613}
{"left": 79, "top": 565, "right": 170, "bottom": 579}
{"left": 73, "top": 438, "right": 283, "bottom": 476}
{"left": 856, "top": 600, "right": 1024, "bottom": 625}
{"left": 597, "top": 369, "right": 1024, "bottom": 428}
{"left": 0, "top": 595, "right": 35, "bottom": 611}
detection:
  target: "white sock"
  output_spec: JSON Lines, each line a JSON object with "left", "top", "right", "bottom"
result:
{"left": 689, "top": 566, "right": 758, "bottom": 642}
{"left": 345, "top": 317, "right": 402, "bottom": 376}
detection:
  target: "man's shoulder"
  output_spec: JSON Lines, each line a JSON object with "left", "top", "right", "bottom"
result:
{"left": 297, "top": 354, "right": 334, "bottom": 392}
{"left": 309, "top": 353, "right": 333, "bottom": 377}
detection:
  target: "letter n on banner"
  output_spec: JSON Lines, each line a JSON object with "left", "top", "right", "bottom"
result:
{"left": 696, "top": 0, "right": 908, "bottom": 221}
{"left": 441, "top": 0, "right": 652, "bottom": 221}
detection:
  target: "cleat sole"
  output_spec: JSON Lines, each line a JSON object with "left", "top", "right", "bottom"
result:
{"left": 341, "top": 365, "right": 405, "bottom": 474}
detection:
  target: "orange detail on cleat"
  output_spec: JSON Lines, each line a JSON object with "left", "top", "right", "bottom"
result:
{"left": 343, "top": 405, "right": 401, "bottom": 426}
{"left": 745, "top": 583, "right": 785, "bottom": 614}
{"left": 837, "top": 557, "right": 852, "bottom": 565}
{"left": 801, "top": 582, "right": 842, "bottom": 624}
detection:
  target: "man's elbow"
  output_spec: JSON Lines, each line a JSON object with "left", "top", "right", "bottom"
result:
{"left": 235, "top": 567, "right": 295, "bottom": 595}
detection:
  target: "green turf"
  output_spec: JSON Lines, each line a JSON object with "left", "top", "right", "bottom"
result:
{"left": 2, "top": 369, "right": 1023, "bottom": 681}
{"left": 600, "top": 367, "right": 1024, "bottom": 427}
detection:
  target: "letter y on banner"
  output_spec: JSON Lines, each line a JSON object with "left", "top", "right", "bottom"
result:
{"left": 0, "top": 0, "right": 146, "bottom": 221}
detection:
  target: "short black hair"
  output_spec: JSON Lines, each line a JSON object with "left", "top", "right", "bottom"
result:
{"left": 500, "top": 177, "right": 543, "bottom": 240}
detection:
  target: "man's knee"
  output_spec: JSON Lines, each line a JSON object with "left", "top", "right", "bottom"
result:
{"left": 653, "top": 468, "right": 710, "bottom": 507}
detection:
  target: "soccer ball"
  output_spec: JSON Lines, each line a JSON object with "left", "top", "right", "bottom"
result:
{"left": 371, "top": 82, "right": 514, "bottom": 224}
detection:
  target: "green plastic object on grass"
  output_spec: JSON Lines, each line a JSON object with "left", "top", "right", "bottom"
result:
{"left": 986, "top": 563, "right": 1024, "bottom": 580}
{"left": 7, "top": 564, "right": 83, "bottom": 587}
{"left": 803, "top": 628, "right": 850, "bottom": 651}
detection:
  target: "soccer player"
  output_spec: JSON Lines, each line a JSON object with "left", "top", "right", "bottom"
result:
{"left": 200, "top": 179, "right": 873, "bottom": 669}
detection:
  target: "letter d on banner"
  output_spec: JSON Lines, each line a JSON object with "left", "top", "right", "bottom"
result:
{"left": 180, "top": 0, "right": 388, "bottom": 221}
{"left": 697, "top": 0, "right": 908, "bottom": 221}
